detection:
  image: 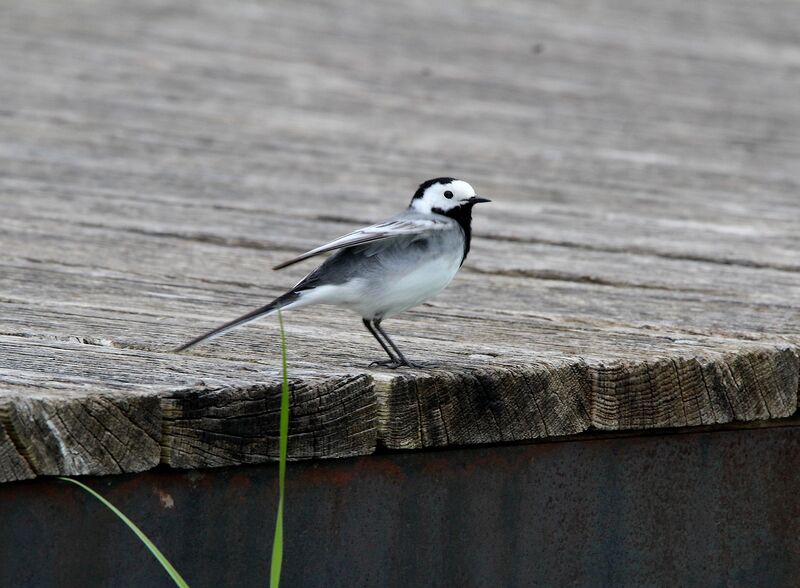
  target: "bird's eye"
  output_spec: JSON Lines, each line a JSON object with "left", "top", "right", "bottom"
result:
{"left": 443, "top": 190, "right": 453, "bottom": 199}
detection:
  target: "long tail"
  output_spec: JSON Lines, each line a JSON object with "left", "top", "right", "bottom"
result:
{"left": 175, "top": 290, "right": 301, "bottom": 352}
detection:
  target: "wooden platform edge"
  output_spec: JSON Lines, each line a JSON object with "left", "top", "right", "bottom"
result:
{"left": 0, "top": 344, "right": 798, "bottom": 483}
{"left": 376, "top": 345, "right": 800, "bottom": 449}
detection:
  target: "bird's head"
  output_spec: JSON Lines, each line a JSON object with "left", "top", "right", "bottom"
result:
{"left": 409, "top": 177, "right": 490, "bottom": 215}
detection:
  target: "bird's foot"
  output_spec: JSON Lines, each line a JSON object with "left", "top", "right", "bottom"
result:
{"left": 400, "top": 360, "right": 422, "bottom": 369}
{"left": 369, "top": 358, "right": 421, "bottom": 369}
{"left": 369, "top": 359, "right": 402, "bottom": 369}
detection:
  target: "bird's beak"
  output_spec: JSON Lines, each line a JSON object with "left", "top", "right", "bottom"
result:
{"left": 468, "top": 196, "right": 491, "bottom": 204}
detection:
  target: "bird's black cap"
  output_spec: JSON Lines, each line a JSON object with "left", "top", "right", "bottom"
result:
{"left": 412, "top": 177, "right": 457, "bottom": 199}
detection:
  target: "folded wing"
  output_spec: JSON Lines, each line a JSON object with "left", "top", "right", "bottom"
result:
{"left": 273, "top": 217, "right": 450, "bottom": 270}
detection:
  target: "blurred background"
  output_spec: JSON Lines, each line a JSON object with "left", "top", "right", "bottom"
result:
{"left": 2, "top": 0, "right": 799, "bottom": 359}
{"left": 3, "top": 0, "right": 797, "bottom": 227}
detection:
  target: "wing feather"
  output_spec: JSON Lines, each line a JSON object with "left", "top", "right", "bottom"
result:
{"left": 273, "top": 217, "right": 449, "bottom": 270}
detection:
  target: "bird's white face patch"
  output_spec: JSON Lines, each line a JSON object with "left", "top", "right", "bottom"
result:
{"left": 410, "top": 179, "right": 476, "bottom": 214}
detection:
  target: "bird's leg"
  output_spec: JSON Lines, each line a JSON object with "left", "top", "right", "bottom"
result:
{"left": 373, "top": 319, "right": 420, "bottom": 368}
{"left": 363, "top": 319, "right": 401, "bottom": 368}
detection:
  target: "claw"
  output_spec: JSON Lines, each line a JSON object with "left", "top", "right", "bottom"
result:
{"left": 369, "top": 359, "right": 402, "bottom": 369}
{"left": 369, "top": 359, "right": 420, "bottom": 369}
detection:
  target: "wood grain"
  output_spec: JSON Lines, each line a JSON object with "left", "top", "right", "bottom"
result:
{"left": 0, "top": 0, "right": 799, "bottom": 481}
{"left": 161, "top": 375, "right": 376, "bottom": 468}
{"left": 0, "top": 384, "right": 161, "bottom": 478}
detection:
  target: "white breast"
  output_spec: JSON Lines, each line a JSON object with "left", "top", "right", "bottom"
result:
{"left": 324, "top": 244, "right": 463, "bottom": 319}
{"left": 369, "top": 250, "right": 463, "bottom": 318}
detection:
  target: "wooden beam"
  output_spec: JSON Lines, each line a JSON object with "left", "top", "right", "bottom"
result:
{"left": 0, "top": 0, "right": 799, "bottom": 481}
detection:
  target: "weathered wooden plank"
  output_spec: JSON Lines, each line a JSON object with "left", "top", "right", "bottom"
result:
{"left": 0, "top": 412, "right": 35, "bottom": 482}
{"left": 0, "top": 0, "right": 799, "bottom": 479}
{"left": 161, "top": 375, "right": 376, "bottom": 468}
{"left": 0, "top": 338, "right": 380, "bottom": 480}
{"left": 378, "top": 347, "right": 799, "bottom": 450}
{"left": 0, "top": 385, "right": 161, "bottom": 481}
{"left": 590, "top": 347, "right": 800, "bottom": 431}
{"left": 2, "top": 232, "right": 800, "bottom": 358}
{"left": 377, "top": 363, "right": 592, "bottom": 449}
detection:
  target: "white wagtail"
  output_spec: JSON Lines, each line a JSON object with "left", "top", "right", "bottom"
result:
{"left": 176, "top": 177, "right": 490, "bottom": 368}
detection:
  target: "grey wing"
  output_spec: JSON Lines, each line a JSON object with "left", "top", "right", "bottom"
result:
{"left": 293, "top": 225, "right": 451, "bottom": 292}
{"left": 272, "top": 215, "right": 450, "bottom": 270}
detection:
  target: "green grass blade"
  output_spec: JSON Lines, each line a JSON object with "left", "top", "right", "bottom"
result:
{"left": 57, "top": 476, "right": 190, "bottom": 588}
{"left": 270, "top": 310, "right": 290, "bottom": 588}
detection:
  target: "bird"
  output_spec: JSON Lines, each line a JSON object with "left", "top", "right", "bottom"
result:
{"left": 175, "top": 177, "right": 491, "bottom": 368}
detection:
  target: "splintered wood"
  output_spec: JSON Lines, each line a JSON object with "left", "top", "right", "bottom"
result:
{"left": 1, "top": 0, "right": 799, "bottom": 481}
